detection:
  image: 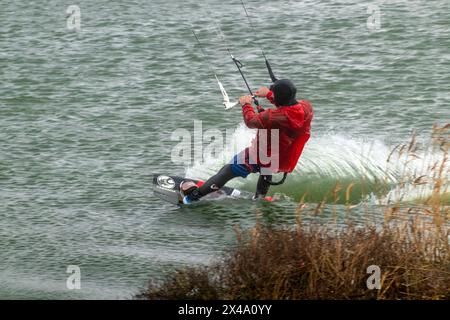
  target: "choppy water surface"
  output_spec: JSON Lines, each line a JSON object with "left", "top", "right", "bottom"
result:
{"left": 0, "top": 0, "right": 448, "bottom": 298}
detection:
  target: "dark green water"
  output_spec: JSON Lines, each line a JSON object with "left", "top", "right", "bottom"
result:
{"left": 0, "top": 0, "right": 448, "bottom": 299}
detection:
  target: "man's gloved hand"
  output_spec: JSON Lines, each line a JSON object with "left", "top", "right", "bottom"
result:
{"left": 255, "top": 87, "right": 270, "bottom": 98}
{"left": 239, "top": 95, "right": 253, "bottom": 106}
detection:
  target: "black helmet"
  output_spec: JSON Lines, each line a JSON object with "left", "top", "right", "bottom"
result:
{"left": 270, "top": 79, "right": 298, "bottom": 107}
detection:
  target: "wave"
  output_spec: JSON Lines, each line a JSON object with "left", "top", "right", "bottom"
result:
{"left": 185, "top": 123, "right": 448, "bottom": 204}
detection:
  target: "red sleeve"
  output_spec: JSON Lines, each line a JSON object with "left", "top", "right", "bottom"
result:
{"left": 242, "top": 104, "right": 292, "bottom": 130}
{"left": 242, "top": 104, "right": 267, "bottom": 129}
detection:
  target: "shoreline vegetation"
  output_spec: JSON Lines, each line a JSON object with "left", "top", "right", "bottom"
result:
{"left": 138, "top": 125, "right": 449, "bottom": 300}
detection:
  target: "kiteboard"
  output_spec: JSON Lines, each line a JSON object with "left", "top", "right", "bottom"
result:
{"left": 152, "top": 174, "right": 252, "bottom": 205}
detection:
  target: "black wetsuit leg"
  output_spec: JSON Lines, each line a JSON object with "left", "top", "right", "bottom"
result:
{"left": 254, "top": 175, "right": 272, "bottom": 199}
{"left": 193, "top": 164, "right": 237, "bottom": 199}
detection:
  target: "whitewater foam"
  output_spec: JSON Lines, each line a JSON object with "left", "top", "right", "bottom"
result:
{"left": 185, "top": 123, "right": 448, "bottom": 204}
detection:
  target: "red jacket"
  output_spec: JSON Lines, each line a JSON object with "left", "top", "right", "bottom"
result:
{"left": 242, "top": 91, "right": 313, "bottom": 173}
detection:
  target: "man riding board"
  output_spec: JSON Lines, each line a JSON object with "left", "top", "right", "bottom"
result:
{"left": 181, "top": 79, "right": 313, "bottom": 204}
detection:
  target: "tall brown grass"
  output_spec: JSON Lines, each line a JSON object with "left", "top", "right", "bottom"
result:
{"left": 137, "top": 125, "right": 449, "bottom": 300}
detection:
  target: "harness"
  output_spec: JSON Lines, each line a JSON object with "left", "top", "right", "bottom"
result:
{"left": 264, "top": 172, "right": 288, "bottom": 186}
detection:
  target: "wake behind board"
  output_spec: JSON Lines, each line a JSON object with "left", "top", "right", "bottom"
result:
{"left": 152, "top": 174, "right": 251, "bottom": 205}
